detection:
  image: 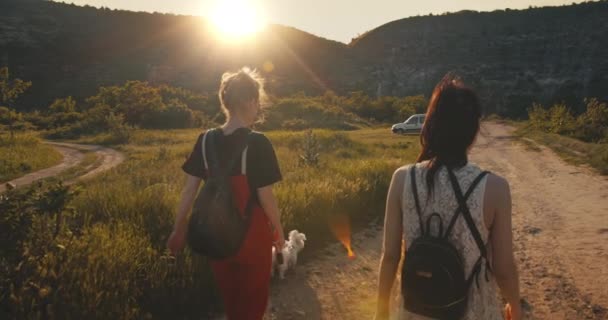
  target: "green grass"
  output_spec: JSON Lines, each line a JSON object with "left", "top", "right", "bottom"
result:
{"left": 50, "top": 151, "right": 98, "bottom": 182}
{"left": 1, "top": 127, "right": 420, "bottom": 319}
{"left": 0, "top": 133, "right": 63, "bottom": 182}
{"left": 514, "top": 123, "right": 608, "bottom": 174}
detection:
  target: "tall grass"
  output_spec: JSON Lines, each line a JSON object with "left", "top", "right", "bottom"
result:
{"left": 1, "top": 128, "right": 419, "bottom": 318}
{"left": 0, "top": 133, "right": 63, "bottom": 182}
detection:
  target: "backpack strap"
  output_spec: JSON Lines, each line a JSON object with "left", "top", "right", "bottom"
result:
{"left": 241, "top": 146, "right": 249, "bottom": 175}
{"left": 202, "top": 129, "right": 221, "bottom": 174}
{"left": 226, "top": 133, "right": 251, "bottom": 176}
{"left": 204, "top": 128, "right": 252, "bottom": 177}
{"left": 202, "top": 130, "right": 210, "bottom": 171}
{"left": 446, "top": 168, "right": 489, "bottom": 259}
{"left": 410, "top": 165, "right": 426, "bottom": 236}
{"left": 446, "top": 168, "right": 492, "bottom": 287}
{"left": 444, "top": 170, "right": 489, "bottom": 238}
{"left": 204, "top": 129, "right": 256, "bottom": 220}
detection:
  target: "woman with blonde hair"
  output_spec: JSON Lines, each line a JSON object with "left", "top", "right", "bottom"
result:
{"left": 375, "top": 76, "right": 521, "bottom": 320}
{"left": 167, "top": 68, "right": 284, "bottom": 320}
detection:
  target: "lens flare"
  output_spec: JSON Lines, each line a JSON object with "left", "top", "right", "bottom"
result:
{"left": 329, "top": 213, "right": 356, "bottom": 260}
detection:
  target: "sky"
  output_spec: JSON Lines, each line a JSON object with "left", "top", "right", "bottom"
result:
{"left": 53, "top": 0, "right": 592, "bottom": 43}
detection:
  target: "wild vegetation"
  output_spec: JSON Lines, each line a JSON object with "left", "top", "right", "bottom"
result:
{"left": 2, "top": 1, "right": 607, "bottom": 317}
{"left": 0, "top": 128, "right": 418, "bottom": 319}
{"left": 1, "top": 1, "right": 607, "bottom": 117}
{"left": 0, "top": 68, "right": 62, "bottom": 182}
{"left": 517, "top": 98, "right": 608, "bottom": 174}
{"left": 0, "top": 133, "right": 62, "bottom": 182}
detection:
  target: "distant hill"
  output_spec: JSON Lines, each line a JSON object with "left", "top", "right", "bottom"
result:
{"left": 1, "top": 0, "right": 607, "bottom": 117}
{"left": 0, "top": 0, "right": 356, "bottom": 108}
{"left": 348, "top": 1, "right": 608, "bottom": 117}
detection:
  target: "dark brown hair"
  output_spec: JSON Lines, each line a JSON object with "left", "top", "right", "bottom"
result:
{"left": 416, "top": 74, "right": 482, "bottom": 195}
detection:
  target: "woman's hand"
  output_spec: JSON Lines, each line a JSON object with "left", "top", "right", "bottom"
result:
{"left": 274, "top": 229, "right": 285, "bottom": 252}
{"left": 168, "top": 175, "right": 201, "bottom": 256}
{"left": 167, "top": 227, "right": 187, "bottom": 256}
{"left": 504, "top": 302, "right": 522, "bottom": 320}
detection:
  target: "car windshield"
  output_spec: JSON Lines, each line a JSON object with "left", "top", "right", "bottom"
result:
{"left": 405, "top": 117, "right": 417, "bottom": 124}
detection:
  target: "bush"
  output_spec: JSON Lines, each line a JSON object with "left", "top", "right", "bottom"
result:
{"left": 49, "top": 111, "right": 85, "bottom": 129}
{"left": 528, "top": 98, "right": 608, "bottom": 143}
{"left": 105, "top": 112, "right": 134, "bottom": 144}
{"left": 259, "top": 97, "right": 368, "bottom": 131}
{"left": 548, "top": 104, "right": 576, "bottom": 135}
{"left": 49, "top": 97, "right": 77, "bottom": 113}
{"left": 142, "top": 99, "right": 197, "bottom": 129}
{"left": 528, "top": 103, "right": 576, "bottom": 134}
{"left": 575, "top": 98, "right": 608, "bottom": 142}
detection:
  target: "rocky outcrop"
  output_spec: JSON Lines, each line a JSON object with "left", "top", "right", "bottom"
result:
{"left": 349, "top": 3, "right": 608, "bottom": 116}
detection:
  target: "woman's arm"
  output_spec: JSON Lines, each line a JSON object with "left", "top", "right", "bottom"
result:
{"left": 257, "top": 185, "right": 285, "bottom": 249}
{"left": 375, "top": 168, "right": 405, "bottom": 320}
{"left": 489, "top": 175, "right": 521, "bottom": 320}
{"left": 167, "top": 174, "right": 202, "bottom": 255}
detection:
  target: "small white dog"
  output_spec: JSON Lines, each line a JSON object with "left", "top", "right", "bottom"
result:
{"left": 271, "top": 230, "right": 307, "bottom": 279}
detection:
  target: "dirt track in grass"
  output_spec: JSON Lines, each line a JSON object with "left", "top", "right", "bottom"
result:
{"left": 0, "top": 142, "right": 124, "bottom": 193}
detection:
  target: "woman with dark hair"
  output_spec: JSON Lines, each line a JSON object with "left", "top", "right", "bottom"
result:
{"left": 167, "top": 68, "right": 284, "bottom": 320}
{"left": 375, "top": 76, "right": 521, "bottom": 320}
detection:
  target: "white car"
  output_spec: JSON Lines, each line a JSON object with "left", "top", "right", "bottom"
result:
{"left": 392, "top": 114, "right": 425, "bottom": 134}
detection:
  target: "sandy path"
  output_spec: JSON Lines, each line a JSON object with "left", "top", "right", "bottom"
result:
{"left": 472, "top": 122, "right": 608, "bottom": 320}
{"left": 0, "top": 142, "right": 125, "bottom": 193}
{"left": 267, "top": 122, "right": 608, "bottom": 320}
{"left": 47, "top": 142, "right": 125, "bottom": 182}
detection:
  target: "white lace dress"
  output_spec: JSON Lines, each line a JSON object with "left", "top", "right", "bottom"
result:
{"left": 395, "top": 162, "right": 503, "bottom": 320}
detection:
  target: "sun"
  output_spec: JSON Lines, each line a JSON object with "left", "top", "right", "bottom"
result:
{"left": 208, "top": 0, "right": 266, "bottom": 39}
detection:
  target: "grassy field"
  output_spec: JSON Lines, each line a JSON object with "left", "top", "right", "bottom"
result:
{"left": 513, "top": 123, "right": 608, "bottom": 175}
{"left": 1, "top": 127, "right": 419, "bottom": 319}
{"left": 0, "top": 133, "right": 63, "bottom": 183}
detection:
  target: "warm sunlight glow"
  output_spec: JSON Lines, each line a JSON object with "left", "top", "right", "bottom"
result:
{"left": 208, "top": 0, "right": 266, "bottom": 39}
{"left": 329, "top": 213, "right": 357, "bottom": 260}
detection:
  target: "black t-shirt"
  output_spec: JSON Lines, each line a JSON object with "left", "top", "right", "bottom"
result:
{"left": 182, "top": 128, "right": 282, "bottom": 192}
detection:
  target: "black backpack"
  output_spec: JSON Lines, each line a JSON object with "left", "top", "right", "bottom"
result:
{"left": 187, "top": 128, "right": 254, "bottom": 259}
{"left": 401, "top": 165, "right": 491, "bottom": 319}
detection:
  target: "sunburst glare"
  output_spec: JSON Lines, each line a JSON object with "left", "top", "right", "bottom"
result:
{"left": 207, "top": 0, "right": 266, "bottom": 39}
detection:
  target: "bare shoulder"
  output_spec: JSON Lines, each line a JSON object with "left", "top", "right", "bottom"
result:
{"left": 388, "top": 164, "right": 416, "bottom": 196}
{"left": 487, "top": 172, "right": 510, "bottom": 194}
{"left": 393, "top": 164, "right": 416, "bottom": 183}
{"left": 484, "top": 172, "right": 511, "bottom": 209}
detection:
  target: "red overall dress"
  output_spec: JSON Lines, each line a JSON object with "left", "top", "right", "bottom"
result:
{"left": 201, "top": 132, "right": 275, "bottom": 320}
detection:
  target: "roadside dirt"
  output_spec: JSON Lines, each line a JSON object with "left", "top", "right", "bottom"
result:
{"left": 264, "top": 122, "right": 608, "bottom": 320}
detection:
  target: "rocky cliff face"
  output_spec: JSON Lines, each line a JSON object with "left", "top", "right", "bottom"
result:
{"left": 349, "top": 2, "right": 608, "bottom": 116}
{"left": 1, "top": 1, "right": 607, "bottom": 117}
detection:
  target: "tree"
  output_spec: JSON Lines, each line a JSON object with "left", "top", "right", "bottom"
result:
{"left": 0, "top": 106, "right": 27, "bottom": 138}
{"left": 49, "top": 96, "right": 77, "bottom": 113}
{"left": 0, "top": 67, "right": 32, "bottom": 138}
{"left": 0, "top": 67, "right": 32, "bottom": 108}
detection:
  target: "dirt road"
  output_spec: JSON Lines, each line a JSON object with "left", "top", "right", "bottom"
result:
{"left": 0, "top": 142, "right": 124, "bottom": 193}
{"left": 267, "top": 122, "right": 608, "bottom": 320}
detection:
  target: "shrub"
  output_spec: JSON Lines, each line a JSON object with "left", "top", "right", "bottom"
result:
{"left": 528, "top": 103, "right": 550, "bottom": 131}
{"left": 142, "top": 99, "right": 197, "bottom": 129}
{"left": 299, "top": 130, "right": 320, "bottom": 167}
{"left": 105, "top": 112, "right": 134, "bottom": 144}
{"left": 548, "top": 103, "right": 576, "bottom": 135}
{"left": 575, "top": 98, "right": 608, "bottom": 142}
